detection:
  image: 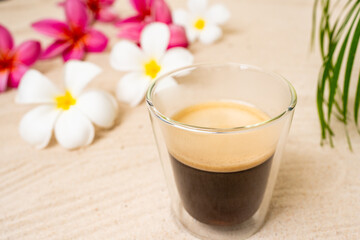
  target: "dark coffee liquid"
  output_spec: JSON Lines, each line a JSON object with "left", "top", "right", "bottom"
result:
{"left": 170, "top": 154, "right": 273, "bottom": 226}
{"left": 167, "top": 101, "right": 275, "bottom": 226}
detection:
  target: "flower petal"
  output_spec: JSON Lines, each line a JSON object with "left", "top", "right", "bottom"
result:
{"left": 199, "top": 25, "right": 222, "bottom": 44}
{"left": 31, "top": 19, "right": 70, "bottom": 38}
{"left": 64, "top": 60, "right": 102, "bottom": 97}
{"left": 161, "top": 47, "right": 193, "bottom": 74}
{"left": 173, "top": 9, "right": 190, "bottom": 26}
{"left": 62, "top": 42, "right": 85, "bottom": 61}
{"left": 206, "top": 4, "right": 230, "bottom": 25}
{"left": 65, "top": 0, "right": 88, "bottom": 31}
{"left": 130, "top": 0, "right": 149, "bottom": 15}
{"left": 0, "top": 69, "right": 9, "bottom": 92}
{"left": 116, "top": 22, "right": 144, "bottom": 43}
{"left": 76, "top": 90, "right": 117, "bottom": 128}
{"left": 116, "top": 72, "right": 149, "bottom": 106}
{"left": 0, "top": 24, "right": 14, "bottom": 53}
{"left": 186, "top": 28, "right": 198, "bottom": 42}
{"left": 15, "top": 40, "right": 41, "bottom": 66}
{"left": 8, "top": 64, "right": 28, "bottom": 88}
{"left": 57, "top": 0, "right": 65, "bottom": 7}
{"left": 96, "top": 7, "right": 118, "bottom": 22}
{"left": 110, "top": 41, "right": 144, "bottom": 71}
{"left": 19, "top": 105, "right": 60, "bottom": 149}
{"left": 168, "top": 24, "right": 189, "bottom": 48}
{"left": 116, "top": 15, "right": 145, "bottom": 25}
{"left": 100, "top": 0, "right": 115, "bottom": 5}
{"left": 83, "top": 29, "right": 108, "bottom": 52}
{"left": 187, "top": 0, "right": 208, "bottom": 14}
{"left": 173, "top": 10, "right": 197, "bottom": 43}
{"left": 41, "top": 40, "right": 72, "bottom": 59}
{"left": 140, "top": 23, "right": 170, "bottom": 59}
{"left": 16, "top": 69, "right": 60, "bottom": 104}
{"left": 54, "top": 107, "right": 95, "bottom": 149}
{"left": 152, "top": 0, "right": 172, "bottom": 24}
{"left": 155, "top": 76, "right": 177, "bottom": 93}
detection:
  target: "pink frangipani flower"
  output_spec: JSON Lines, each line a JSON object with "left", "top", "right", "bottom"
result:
{"left": 84, "top": 0, "right": 119, "bottom": 22}
{"left": 116, "top": 0, "right": 188, "bottom": 49}
{"left": 33, "top": 0, "right": 108, "bottom": 62}
{"left": 59, "top": 0, "right": 119, "bottom": 23}
{"left": 0, "top": 24, "right": 41, "bottom": 92}
{"left": 122, "top": 0, "right": 172, "bottom": 24}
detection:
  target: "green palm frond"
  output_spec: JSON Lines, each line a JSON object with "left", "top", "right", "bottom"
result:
{"left": 312, "top": 0, "right": 360, "bottom": 149}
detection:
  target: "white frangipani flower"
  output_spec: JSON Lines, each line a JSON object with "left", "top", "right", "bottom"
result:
{"left": 173, "top": 0, "right": 230, "bottom": 44}
{"left": 16, "top": 60, "right": 118, "bottom": 150}
{"left": 110, "top": 22, "right": 194, "bottom": 107}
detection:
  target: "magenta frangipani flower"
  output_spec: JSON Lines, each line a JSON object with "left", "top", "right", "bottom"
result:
{"left": 116, "top": 0, "right": 188, "bottom": 49}
{"left": 59, "top": 0, "right": 119, "bottom": 23}
{"left": 121, "top": 0, "right": 172, "bottom": 24}
{"left": 33, "top": 0, "right": 108, "bottom": 62}
{"left": 83, "top": 0, "right": 119, "bottom": 22}
{"left": 0, "top": 24, "right": 41, "bottom": 92}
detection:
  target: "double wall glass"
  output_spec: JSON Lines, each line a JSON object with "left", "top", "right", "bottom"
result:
{"left": 146, "top": 63, "right": 297, "bottom": 240}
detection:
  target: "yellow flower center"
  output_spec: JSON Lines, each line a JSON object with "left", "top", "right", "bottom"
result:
{"left": 144, "top": 59, "right": 161, "bottom": 79}
{"left": 55, "top": 91, "right": 76, "bottom": 110}
{"left": 194, "top": 18, "right": 206, "bottom": 30}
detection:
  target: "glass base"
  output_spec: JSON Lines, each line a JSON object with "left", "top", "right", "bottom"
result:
{"left": 171, "top": 202, "right": 266, "bottom": 240}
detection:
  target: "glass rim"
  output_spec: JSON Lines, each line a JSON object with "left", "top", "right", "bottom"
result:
{"left": 146, "top": 62, "right": 297, "bottom": 133}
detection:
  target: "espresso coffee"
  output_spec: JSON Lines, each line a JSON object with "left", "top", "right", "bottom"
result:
{"left": 168, "top": 101, "right": 274, "bottom": 226}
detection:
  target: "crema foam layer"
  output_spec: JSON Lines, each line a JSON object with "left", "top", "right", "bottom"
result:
{"left": 172, "top": 101, "right": 269, "bottom": 128}
{"left": 166, "top": 101, "right": 276, "bottom": 172}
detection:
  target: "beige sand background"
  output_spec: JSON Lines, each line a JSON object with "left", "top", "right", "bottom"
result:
{"left": 0, "top": 0, "right": 360, "bottom": 239}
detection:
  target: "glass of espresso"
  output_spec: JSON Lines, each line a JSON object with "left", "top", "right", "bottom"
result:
{"left": 146, "top": 63, "right": 297, "bottom": 240}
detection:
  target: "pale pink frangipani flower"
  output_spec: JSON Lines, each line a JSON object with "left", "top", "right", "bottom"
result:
{"left": 59, "top": 0, "right": 119, "bottom": 23}
{"left": 173, "top": 0, "right": 230, "bottom": 44}
{"left": 0, "top": 24, "right": 41, "bottom": 92}
{"left": 116, "top": 0, "right": 188, "bottom": 49}
{"left": 16, "top": 60, "right": 118, "bottom": 150}
{"left": 110, "top": 23, "right": 194, "bottom": 106}
{"left": 33, "top": 0, "right": 108, "bottom": 62}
